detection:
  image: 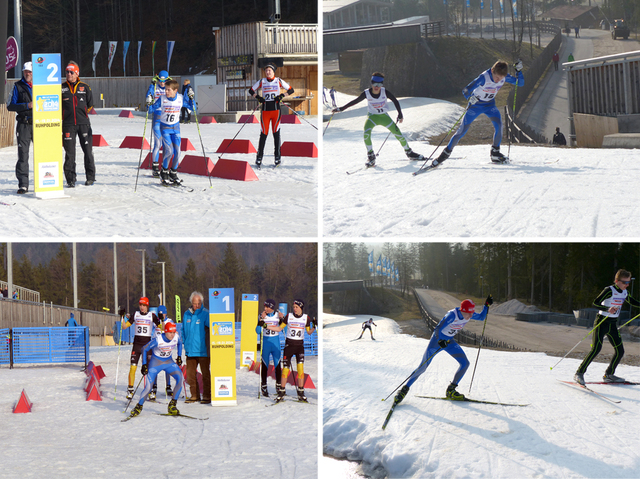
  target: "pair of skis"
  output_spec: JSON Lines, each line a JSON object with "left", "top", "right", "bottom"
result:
{"left": 382, "top": 395, "right": 528, "bottom": 429}
{"left": 556, "top": 380, "right": 631, "bottom": 404}
{"left": 122, "top": 411, "right": 208, "bottom": 422}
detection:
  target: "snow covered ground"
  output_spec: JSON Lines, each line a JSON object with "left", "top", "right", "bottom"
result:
{"left": 0, "top": 109, "right": 318, "bottom": 238}
{"left": 1, "top": 345, "right": 318, "bottom": 478}
{"left": 322, "top": 93, "right": 640, "bottom": 238}
{"left": 323, "top": 313, "right": 640, "bottom": 479}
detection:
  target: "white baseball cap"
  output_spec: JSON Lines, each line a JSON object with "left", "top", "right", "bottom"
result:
{"left": 22, "top": 62, "right": 32, "bottom": 71}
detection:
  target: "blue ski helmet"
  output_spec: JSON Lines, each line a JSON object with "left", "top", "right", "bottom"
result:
{"left": 158, "top": 70, "right": 169, "bottom": 82}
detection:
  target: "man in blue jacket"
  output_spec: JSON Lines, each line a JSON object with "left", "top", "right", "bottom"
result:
{"left": 182, "top": 291, "right": 211, "bottom": 403}
{"left": 7, "top": 62, "right": 33, "bottom": 194}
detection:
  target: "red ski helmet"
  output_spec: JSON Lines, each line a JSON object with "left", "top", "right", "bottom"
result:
{"left": 164, "top": 322, "right": 177, "bottom": 333}
{"left": 139, "top": 297, "right": 150, "bottom": 307}
{"left": 460, "top": 299, "right": 475, "bottom": 314}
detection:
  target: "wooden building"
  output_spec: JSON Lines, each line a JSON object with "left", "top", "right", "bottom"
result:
{"left": 213, "top": 22, "right": 318, "bottom": 115}
{"left": 323, "top": 0, "right": 393, "bottom": 30}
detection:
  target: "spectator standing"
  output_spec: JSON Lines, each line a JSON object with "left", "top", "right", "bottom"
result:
{"left": 7, "top": 62, "right": 33, "bottom": 194}
{"left": 182, "top": 291, "right": 212, "bottom": 404}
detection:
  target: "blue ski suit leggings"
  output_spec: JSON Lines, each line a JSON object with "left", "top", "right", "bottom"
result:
{"left": 447, "top": 103, "right": 502, "bottom": 151}
{"left": 138, "top": 356, "right": 183, "bottom": 405}
{"left": 151, "top": 115, "right": 162, "bottom": 165}
{"left": 160, "top": 124, "right": 181, "bottom": 170}
{"left": 406, "top": 334, "right": 470, "bottom": 387}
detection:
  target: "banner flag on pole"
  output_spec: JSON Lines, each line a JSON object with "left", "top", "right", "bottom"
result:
{"left": 376, "top": 255, "right": 382, "bottom": 274}
{"left": 92, "top": 42, "right": 101, "bottom": 77}
{"left": 512, "top": 0, "right": 517, "bottom": 19}
{"left": 107, "top": 41, "right": 117, "bottom": 77}
{"left": 368, "top": 251, "right": 374, "bottom": 273}
{"left": 137, "top": 41, "right": 142, "bottom": 76}
{"left": 167, "top": 41, "right": 176, "bottom": 73}
{"left": 122, "top": 41, "right": 130, "bottom": 77}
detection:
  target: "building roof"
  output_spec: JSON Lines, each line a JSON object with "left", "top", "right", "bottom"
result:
{"left": 542, "top": 5, "right": 599, "bottom": 21}
{"left": 323, "top": 0, "right": 391, "bottom": 14}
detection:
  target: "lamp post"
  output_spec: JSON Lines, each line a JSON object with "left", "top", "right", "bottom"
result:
{"left": 135, "top": 249, "right": 146, "bottom": 297}
{"left": 154, "top": 261, "right": 166, "bottom": 306}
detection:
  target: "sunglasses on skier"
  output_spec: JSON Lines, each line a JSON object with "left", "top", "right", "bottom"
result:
{"left": 371, "top": 82, "right": 383, "bottom": 87}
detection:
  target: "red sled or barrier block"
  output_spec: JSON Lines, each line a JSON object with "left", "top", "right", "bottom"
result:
{"left": 118, "top": 110, "right": 135, "bottom": 118}
{"left": 141, "top": 153, "right": 153, "bottom": 170}
{"left": 281, "top": 141, "right": 318, "bottom": 158}
{"left": 180, "top": 138, "right": 196, "bottom": 151}
{"left": 88, "top": 108, "right": 97, "bottom": 115}
{"left": 177, "top": 155, "right": 215, "bottom": 176}
{"left": 120, "top": 136, "right": 150, "bottom": 149}
{"left": 92, "top": 135, "right": 109, "bottom": 147}
{"left": 13, "top": 389, "right": 33, "bottom": 413}
{"left": 215, "top": 139, "right": 256, "bottom": 154}
{"left": 286, "top": 372, "right": 316, "bottom": 389}
{"left": 199, "top": 116, "right": 216, "bottom": 124}
{"left": 85, "top": 373, "right": 100, "bottom": 392}
{"left": 238, "top": 114, "right": 258, "bottom": 124}
{"left": 210, "top": 159, "right": 259, "bottom": 182}
{"left": 281, "top": 114, "right": 301, "bottom": 124}
{"left": 95, "top": 365, "right": 106, "bottom": 380}
{"left": 85, "top": 361, "right": 95, "bottom": 376}
{"left": 86, "top": 380, "right": 102, "bottom": 401}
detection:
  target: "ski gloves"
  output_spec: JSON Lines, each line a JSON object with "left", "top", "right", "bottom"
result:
{"left": 141, "top": 364, "right": 149, "bottom": 376}
{"left": 484, "top": 294, "right": 494, "bottom": 307}
{"left": 176, "top": 356, "right": 183, "bottom": 366}
{"left": 146, "top": 95, "right": 154, "bottom": 106}
{"left": 256, "top": 95, "right": 265, "bottom": 104}
{"left": 257, "top": 319, "right": 266, "bottom": 328}
{"left": 275, "top": 93, "right": 285, "bottom": 102}
{"left": 118, "top": 305, "right": 126, "bottom": 317}
{"left": 514, "top": 59, "right": 523, "bottom": 72}
{"left": 469, "top": 96, "right": 479, "bottom": 105}
{"left": 187, "top": 89, "right": 195, "bottom": 99}
{"left": 438, "top": 339, "right": 451, "bottom": 349}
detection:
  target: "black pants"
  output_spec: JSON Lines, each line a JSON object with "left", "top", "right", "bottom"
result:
{"left": 63, "top": 124, "right": 96, "bottom": 184}
{"left": 180, "top": 107, "right": 191, "bottom": 123}
{"left": 15, "top": 122, "right": 33, "bottom": 188}
{"left": 577, "top": 317, "right": 624, "bottom": 375}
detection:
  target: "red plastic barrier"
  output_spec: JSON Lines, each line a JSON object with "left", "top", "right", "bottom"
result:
{"left": 92, "top": 135, "right": 109, "bottom": 147}
{"left": 280, "top": 114, "right": 301, "bottom": 124}
{"left": 238, "top": 115, "right": 258, "bottom": 124}
{"left": 280, "top": 141, "right": 318, "bottom": 158}
{"left": 13, "top": 389, "right": 33, "bottom": 413}
{"left": 180, "top": 138, "right": 196, "bottom": 151}
{"left": 210, "top": 159, "right": 259, "bottom": 182}
{"left": 199, "top": 116, "right": 217, "bottom": 124}
{"left": 215, "top": 139, "right": 256, "bottom": 154}
{"left": 118, "top": 110, "right": 135, "bottom": 118}
{"left": 177, "top": 155, "right": 215, "bottom": 176}
{"left": 119, "top": 136, "right": 150, "bottom": 149}
{"left": 86, "top": 379, "right": 102, "bottom": 401}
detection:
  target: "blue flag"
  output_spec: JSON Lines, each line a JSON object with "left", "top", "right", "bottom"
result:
{"left": 122, "top": 41, "right": 130, "bottom": 77}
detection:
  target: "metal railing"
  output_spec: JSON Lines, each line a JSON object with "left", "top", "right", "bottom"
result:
{"left": 264, "top": 24, "right": 317, "bottom": 54}
{"left": 0, "top": 326, "right": 89, "bottom": 368}
{"left": 0, "top": 281, "right": 40, "bottom": 303}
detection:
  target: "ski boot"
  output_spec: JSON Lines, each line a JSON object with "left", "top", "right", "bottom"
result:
{"left": 166, "top": 385, "right": 173, "bottom": 398}
{"left": 274, "top": 156, "right": 281, "bottom": 168}
{"left": 296, "top": 386, "right": 308, "bottom": 403}
{"left": 603, "top": 373, "right": 625, "bottom": 383}
{"left": 160, "top": 167, "right": 171, "bottom": 185}
{"left": 446, "top": 383, "right": 465, "bottom": 400}
{"left": 365, "top": 150, "right": 376, "bottom": 168}
{"left": 126, "top": 387, "right": 134, "bottom": 400}
{"left": 129, "top": 403, "right": 143, "bottom": 418}
{"left": 147, "top": 390, "right": 157, "bottom": 402}
{"left": 152, "top": 163, "right": 160, "bottom": 178}
{"left": 168, "top": 399, "right": 180, "bottom": 416}
{"left": 276, "top": 384, "right": 286, "bottom": 397}
{"left": 490, "top": 146, "right": 508, "bottom": 164}
{"left": 405, "top": 149, "right": 424, "bottom": 161}
{"left": 574, "top": 372, "right": 585, "bottom": 386}
{"left": 394, "top": 385, "right": 410, "bottom": 405}
{"left": 261, "top": 384, "right": 269, "bottom": 398}
{"left": 432, "top": 148, "right": 451, "bottom": 168}
{"left": 255, "top": 155, "right": 263, "bottom": 169}
{"left": 169, "top": 169, "right": 182, "bottom": 184}
{"left": 275, "top": 388, "right": 286, "bottom": 403}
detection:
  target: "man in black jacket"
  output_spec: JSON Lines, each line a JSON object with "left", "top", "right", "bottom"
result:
{"left": 61, "top": 61, "right": 96, "bottom": 187}
{"left": 7, "top": 62, "right": 33, "bottom": 194}
{"left": 552, "top": 127, "right": 567, "bottom": 146}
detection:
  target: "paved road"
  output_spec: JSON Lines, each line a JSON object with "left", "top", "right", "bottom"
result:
{"left": 519, "top": 28, "right": 640, "bottom": 143}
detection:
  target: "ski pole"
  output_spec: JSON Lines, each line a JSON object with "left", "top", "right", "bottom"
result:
{"left": 282, "top": 103, "right": 318, "bottom": 130}
{"left": 323, "top": 112, "right": 335, "bottom": 137}
{"left": 382, "top": 346, "right": 443, "bottom": 402}
{"left": 375, "top": 119, "right": 398, "bottom": 158}
{"left": 550, "top": 314, "right": 609, "bottom": 370}
{"left": 217, "top": 103, "right": 259, "bottom": 160}
{"left": 258, "top": 325, "right": 264, "bottom": 399}
{"left": 468, "top": 317, "right": 488, "bottom": 395}
{"left": 415, "top": 104, "right": 469, "bottom": 172}
{"left": 123, "top": 375, "right": 145, "bottom": 413}
{"left": 191, "top": 99, "right": 213, "bottom": 188}
{"left": 508, "top": 59, "right": 521, "bottom": 160}
{"left": 618, "top": 312, "right": 640, "bottom": 330}
{"left": 114, "top": 315, "right": 124, "bottom": 401}
{"left": 134, "top": 108, "right": 151, "bottom": 192}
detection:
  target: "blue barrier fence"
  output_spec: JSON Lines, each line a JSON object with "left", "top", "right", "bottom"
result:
{"left": 0, "top": 327, "right": 89, "bottom": 368}
{"left": 113, "top": 321, "right": 317, "bottom": 356}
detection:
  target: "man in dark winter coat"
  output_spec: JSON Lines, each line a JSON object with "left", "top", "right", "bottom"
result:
{"left": 552, "top": 127, "right": 567, "bottom": 146}
{"left": 7, "top": 62, "right": 33, "bottom": 194}
{"left": 61, "top": 61, "right": 96, "bottom": 187}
